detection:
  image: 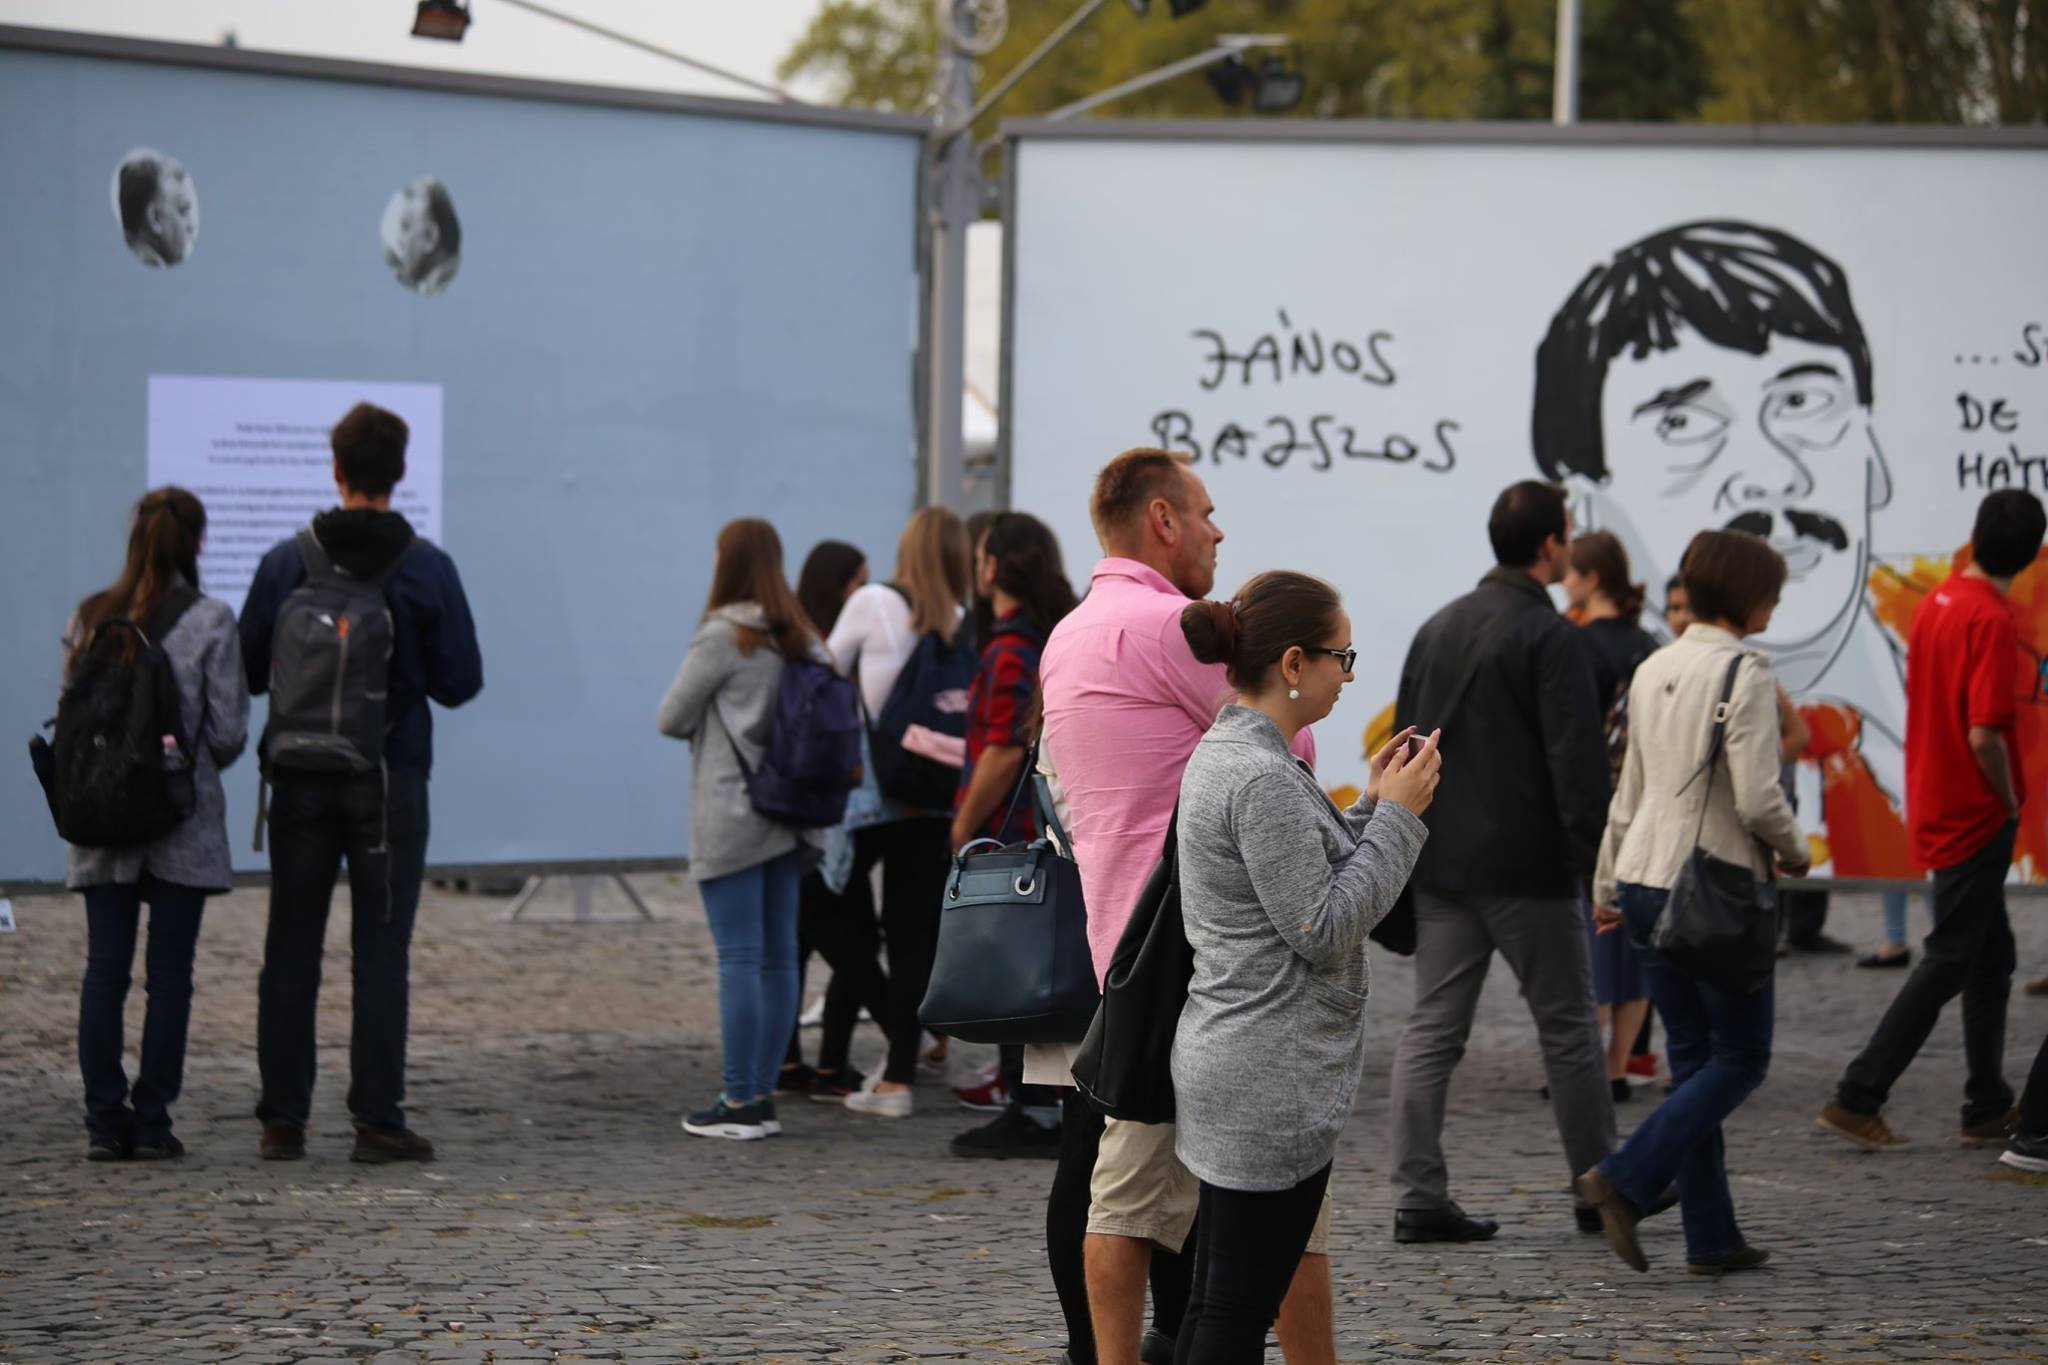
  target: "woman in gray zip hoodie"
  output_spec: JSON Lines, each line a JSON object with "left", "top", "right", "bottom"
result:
{"left": 658, "top": 519, "right": 831, "bottom": 1143}
{"left": 1171, "top": 572, "right": 1441, "bottom": 1362}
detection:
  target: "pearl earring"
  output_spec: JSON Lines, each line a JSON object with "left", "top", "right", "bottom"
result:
{"left": 1288, "top": 688, "right": 1300, "bottom": 700}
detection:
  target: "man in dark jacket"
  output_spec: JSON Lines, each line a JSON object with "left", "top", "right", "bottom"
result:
{"left": 240, "top": 402, "right": 482, "bottom": 1164}
{"left": 1387, "top": 480, "right": 1615, "bottom": 1243}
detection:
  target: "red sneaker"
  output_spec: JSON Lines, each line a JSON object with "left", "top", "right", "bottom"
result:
{"left": 1626, "top": 1054, "right": 1660, "bottom": 1079}
{"left": 955, "top": 1061, "right": 1007, "bottom": 1112}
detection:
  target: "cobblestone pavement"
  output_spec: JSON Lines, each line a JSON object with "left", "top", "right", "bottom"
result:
{"left": 3, "top": 880, "right": 2046, "bottom": 1364}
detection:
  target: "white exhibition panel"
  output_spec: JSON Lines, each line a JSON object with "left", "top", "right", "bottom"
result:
{"left": 1007, "top": 129, "right": 2048, "bottom": 878}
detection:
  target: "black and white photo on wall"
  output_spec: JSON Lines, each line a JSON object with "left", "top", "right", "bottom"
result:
{"left": 381, "top": 176, "right": 462, "bottom": 295}
{"left": 111, "top": 148, "right": 197, "bottom": 267}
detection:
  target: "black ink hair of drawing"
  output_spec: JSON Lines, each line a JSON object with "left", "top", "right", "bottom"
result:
{"left": 1531, "top": 220, "right": 1874, "bottom": 484}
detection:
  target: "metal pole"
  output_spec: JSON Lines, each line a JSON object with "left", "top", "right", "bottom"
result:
{"left": 949, "top": 0, "right": 1113, "bottom": 139}
{"left": 1552, "top": 0, "right": 1580, "bottom": 126}
{"left": 491, "top": 0, "right": 802, "bottom": 103}
{"left": 923, "top": 0, "right": 977, "bottom": 511}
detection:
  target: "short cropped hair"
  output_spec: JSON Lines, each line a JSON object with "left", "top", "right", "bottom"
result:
{"left": 1090, "top": 448, "right": 1191, "bottom": 550}
{"left": 1488, "top": 481, "right": 1569, "bottom": 568}
{"left": 1971, "top": 490, "right": 2048, "bottom": 579}
{"left": 331, "top": 403, "right": 409, "bottom": 498}
{"left": 1533, "top": 221, "right": 1873, "bottom": 483}
{"left": 1679, "top": 530, "right": 1787, "bottom": 628}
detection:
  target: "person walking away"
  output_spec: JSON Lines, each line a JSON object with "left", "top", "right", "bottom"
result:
{"left": 1562, "top": 531, "right": 1657, "bottom": 1102}
{"left": 243, "top": 404, "right": 482, "bottom": 1163}
{"left": 57, "top": 487, "right": 248, "bottom": 1161}
{"left": 827, "top": 507, "right": 974, "bottom": 1119}
{"left": 1577, "top": 529, "right": 1808, "bottom": 1276}
{"left": 1818, "top": 489, "right": 2047, "bottom": 1150}
{"left": 659, "top": 518, "right": 835, "bottom": 1139}
{"left": 1172, "top": 574, "right": 1438, "bottom": 1361}
{"left": 779, "top": 539, "right": 892, "bottom": 1103}
{"left": 946, "top": 512, "right": 1078, "bottom": 1159}
{"left": 1387, "top": 480, "right": 1615, "bottom": 1243}
{"left": 1028, "top": 450, "right": 1331, "bottom": 1365}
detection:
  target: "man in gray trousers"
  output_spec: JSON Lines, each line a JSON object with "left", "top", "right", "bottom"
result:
{"left": 1388, "top": 481, "right": 1616, "bottom": 1242}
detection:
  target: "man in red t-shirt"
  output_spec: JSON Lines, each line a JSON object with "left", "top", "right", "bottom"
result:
{"left": 1820, "top": 490, "right": 2046, "bottom": 1150}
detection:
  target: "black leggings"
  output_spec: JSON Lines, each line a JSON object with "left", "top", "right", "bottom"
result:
{"left": 1048, "top": 1093, "right": 1196, "bottom": 1365}
{"left": 1174, "top": 1165, "right": 1331, "bottom": 1365}
{"left": 785, "top": 869, "right": 891, "bottom": 1074}
{"left": 852, "top": 817, "right": 950, "bottom": 1085}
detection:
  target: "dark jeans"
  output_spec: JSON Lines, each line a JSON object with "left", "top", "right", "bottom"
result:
{"left": 2017, "top": 1034, "right": 2048, "bottom": 1140}
{"left": 257, "top": 767, "right": 430, "bottom": 1133}
{"left": 1047, "top": 1092, "right": 1191, "bottom": 1365}
{"left": 78, "top": 876, "right": 208, "bottom": 1141}
{"left": 1600, "top": 883, "right": 1772, "bottom": 1262}
{"left": 851, "top": 817, "right": 949, "bottom": 1085}
{"left": 1837, "top": 820, "right": 2018, "bottom": 1126}
{"left": 784, "top": 869, "right": 891, "bottom": 1075}
{"left": 1174, "top": 1164, "right": 1332, "bottom": 1365}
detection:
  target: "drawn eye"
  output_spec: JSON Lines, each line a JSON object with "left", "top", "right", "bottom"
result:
{"left": 1765, "top": 382, "right": 1842, "bottom": 425}
{"left": 1650, "top": 403, "right": 1729, "bottom": 447}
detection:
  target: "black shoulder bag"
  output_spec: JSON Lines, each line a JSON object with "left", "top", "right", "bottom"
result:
{"left": 917, "top": 745, "right": 1098, "bottom": 1044}
{"left": 1648, "top": 653, "right": 1781, "bottom": 996}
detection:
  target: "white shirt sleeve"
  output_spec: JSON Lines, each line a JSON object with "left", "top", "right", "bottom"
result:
{"left": 828, "top": 584, "right": 917, "bottom": 716}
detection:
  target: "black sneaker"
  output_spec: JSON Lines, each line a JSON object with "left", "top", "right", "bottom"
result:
{"left": 1394, "top": 1204, "right": 1499, "bottom": 1243}
{"left": 351, "top": 1126, "right": 436, "bottom": 1163}
{"left": 1999, "top": 1131, "right": 2048, "bottom": 1173}
{"left": 681, "top": 1097, "right": 770, "bottom": 1141}
{"left": 759, "top": 1099, "right": 783, "bottom": 1137}
{"left": 131, "top": 1133, "right": 185, "bottom": 1160}
{"left": 810, "top": 1067, "right": 865, "bottom": 1103}
{"left": 1786, "top": 933, "right": 1853, "bottom": 955}
{"left": 777, "top": 1064, "right": 817, "bottom": 1094}
{"left": 86, "top": 1132, "right": 131, "bottom": 1163}
{"left": 1140, "top": 1328, "right": 1175, "bottom": 1365}
{"left": 949, "top": 1107, "right": 1061, "bottom": 1159}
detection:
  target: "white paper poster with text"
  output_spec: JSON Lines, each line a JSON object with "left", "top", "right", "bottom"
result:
{"left": 147, "top": 376, "right": 444, "bottom": 611}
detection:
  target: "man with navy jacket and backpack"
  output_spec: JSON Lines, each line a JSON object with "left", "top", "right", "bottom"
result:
{"left": 240, "top": 402, "right": 483, "bottom": 1163}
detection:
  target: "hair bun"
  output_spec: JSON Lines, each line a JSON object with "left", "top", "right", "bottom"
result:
{"left": 1180, "top": 597, "right": 1240, "bottom": 667}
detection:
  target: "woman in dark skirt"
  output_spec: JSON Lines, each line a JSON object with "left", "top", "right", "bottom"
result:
{"left": 1564, "top": 531, "right": 1659, "bottom": 1102}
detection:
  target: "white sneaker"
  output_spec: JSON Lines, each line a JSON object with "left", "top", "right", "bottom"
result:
{"left": 845, "top": 1078, "right": 914, "bottom": 1119}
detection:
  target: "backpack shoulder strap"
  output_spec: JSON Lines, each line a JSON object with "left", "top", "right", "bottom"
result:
{"left": 297, "top": 528, "right": 336, "bottom": 585}
{"left": 145, "top": 584, "right": 200, "bottom": 643}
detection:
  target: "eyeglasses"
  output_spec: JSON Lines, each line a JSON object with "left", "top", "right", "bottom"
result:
{"left": 1301, "top": 645, "right": 1357, "bottom": 673}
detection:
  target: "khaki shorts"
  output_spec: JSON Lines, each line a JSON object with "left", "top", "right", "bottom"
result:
{"left": 1086, "top": 1117, "right": 1332, "bottom": 1256}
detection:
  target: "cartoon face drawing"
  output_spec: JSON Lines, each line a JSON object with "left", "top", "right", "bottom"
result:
{"left": 1534, "top": 221, "right": 1891, "bottom": 693}
{"left": 380, "top": 176, "right": 462, "bottom": 296}
{"left": 111, "top": 149, "right": 199, "bottom": 267}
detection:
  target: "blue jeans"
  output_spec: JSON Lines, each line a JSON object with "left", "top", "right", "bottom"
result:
{"left": 1880, "top": 887, "right": 1933, "bottom": 946}
{"left": 698, "top": 851, "right": 803, "bottom": 1102}
{"left": 79, "top": 876, "right": 208, "bottom": 1141}
{"left": 1600, "top": 883, "right": 1773, "bottom": 1263}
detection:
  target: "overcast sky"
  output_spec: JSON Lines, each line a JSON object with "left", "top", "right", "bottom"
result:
{"left": 0, "top": 1, "right": 834, "bottom": 101}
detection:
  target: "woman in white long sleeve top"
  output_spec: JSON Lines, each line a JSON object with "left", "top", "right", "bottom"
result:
{"left": 826, "top": 507, "right": 971, "bottom": 1118}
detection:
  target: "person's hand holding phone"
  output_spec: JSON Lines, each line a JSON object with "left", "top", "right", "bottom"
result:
{"left": 1378, "top": 727, "right": 1443, "bottom": 818}
{"left": 1365, "top": 726, "right": 1418, "bottom": 805}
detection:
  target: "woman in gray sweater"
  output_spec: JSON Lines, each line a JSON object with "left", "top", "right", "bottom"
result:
{"left": 63, "top": 488, "right": 249, "bottom": 1161}
{"left": 658, "top": 518, "right": 831, "bottom": 1142}
{"left": 1172, "top": 571, "right": 1440, "bottom": 1361}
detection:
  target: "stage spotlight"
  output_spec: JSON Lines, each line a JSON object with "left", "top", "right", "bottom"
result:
{"left": 1206, "top": 50, "right": 1304, "bottom": 113}
{"left": 412, "top": 1, "right": 472, "bottom": 42}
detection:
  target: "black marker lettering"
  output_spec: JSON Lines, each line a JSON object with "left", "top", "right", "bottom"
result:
{"left": 1192, "top": 331, "right": 1229, "bottom": 391}
{"left": 1361, "top": 331, "right": 1397, "bottom": 387}
{"left": 1430, "top": 418, "right": 1461, "bottom": 473}
{"left": 1152, "top": 410, "right": 1200, "bottom": 461}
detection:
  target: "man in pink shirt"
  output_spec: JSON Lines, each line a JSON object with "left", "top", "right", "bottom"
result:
{"left": 1029, "top": 449, "right": 1331, "bottom": 1365}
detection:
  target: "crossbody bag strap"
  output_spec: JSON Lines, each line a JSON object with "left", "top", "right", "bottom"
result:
{"left": 1675, "top": 652, "right": 1746, "bottom": 846}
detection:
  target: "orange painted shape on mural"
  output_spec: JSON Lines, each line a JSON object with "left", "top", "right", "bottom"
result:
{"left": 1799, "top": 699, "right": 1918, "bottom": 878}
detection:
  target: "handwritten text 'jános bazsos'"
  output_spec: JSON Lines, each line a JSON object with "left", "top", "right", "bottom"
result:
{"left": 1152, "top": 311, "right": 1459, "bottom": 475}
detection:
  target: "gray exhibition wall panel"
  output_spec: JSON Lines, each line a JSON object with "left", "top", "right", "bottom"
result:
{"left": 1, "top": 39, "right": 920, "bottom": 883}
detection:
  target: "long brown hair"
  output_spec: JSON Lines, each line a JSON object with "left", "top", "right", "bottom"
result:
{"left": 977, "top": 511, "right": 1078, "bottom": 642}
{"left": 796, "top": 540, "right": 867, "bottom": 639}
{"left": 1569, "top": 530, "right": 1646, "bottom": 619}
{"left": 71, "top": 486, "right": 206, "bottom": 678}
{"left": 895, "top": 506, "right": 971, "bottom": 636}
{"left": 702, "top": 518, "right": 816, "bottom": 658}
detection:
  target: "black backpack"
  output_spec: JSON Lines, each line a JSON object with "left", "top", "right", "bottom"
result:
{"left": 30, "top": 587, "right": 200, "bottom": 848}
{"left": 260, "top": 528, "right": 414, "bottom": 777}
{"left": 726, "top": 654, "right": 864, "bottom": 829}
{"left": 867, "top": 586, "right": 978, "bottom": 809}
{"left": 1069, "top": 805, "right": 1189, "bottom": 1123}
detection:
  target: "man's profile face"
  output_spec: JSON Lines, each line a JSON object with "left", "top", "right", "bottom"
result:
{"left": 1169, "top": 468, "right": 1224, "bottom": 600}
{"left": 150, "top": 163, "right": 197, "bottom": 263}
{"left": 1591, "top": 330, "right": 1883, "bottom": 682}
{"left": 383, "top": 182, "right": 438, "bottom": 281}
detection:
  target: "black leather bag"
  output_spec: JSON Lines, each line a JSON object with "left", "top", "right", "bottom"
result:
{"left": 1649, "top": 654, "right": 1780, "bottom": 997}
{"left": 1068, "top": 806, "right": 1190, "bottom": 1124}
{"left": 918, "top": 758, "right": 1099, "bottom": 1045}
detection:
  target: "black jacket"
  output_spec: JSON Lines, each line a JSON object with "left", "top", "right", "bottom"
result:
{"left": 1394, "top": 567, "right": 1609, "bottom": 899}
{"left": 240, "top": 509, "right": 483, "bottom": 773}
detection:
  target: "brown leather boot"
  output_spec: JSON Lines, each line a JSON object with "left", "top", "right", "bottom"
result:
{"left": 351, "top": 1126, "right": 435, "bottom": 1164}
{"left": 1573, "top": 1167, "right": 1648, "bottom": 1273}
{"left": 259, "top": 1122, "right": 306, "bottom": 1161}
{"left": 1816, "top": 1102, "right": 1908, "bottom": 1150}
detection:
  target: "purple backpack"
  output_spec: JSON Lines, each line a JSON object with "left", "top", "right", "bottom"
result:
{"left": 728, "top": 656, "right": 863, "bottom": 828}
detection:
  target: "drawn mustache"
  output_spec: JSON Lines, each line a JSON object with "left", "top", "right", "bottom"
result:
{"left": 1723, "top": 510, "right": 1850, "bottom": 552}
